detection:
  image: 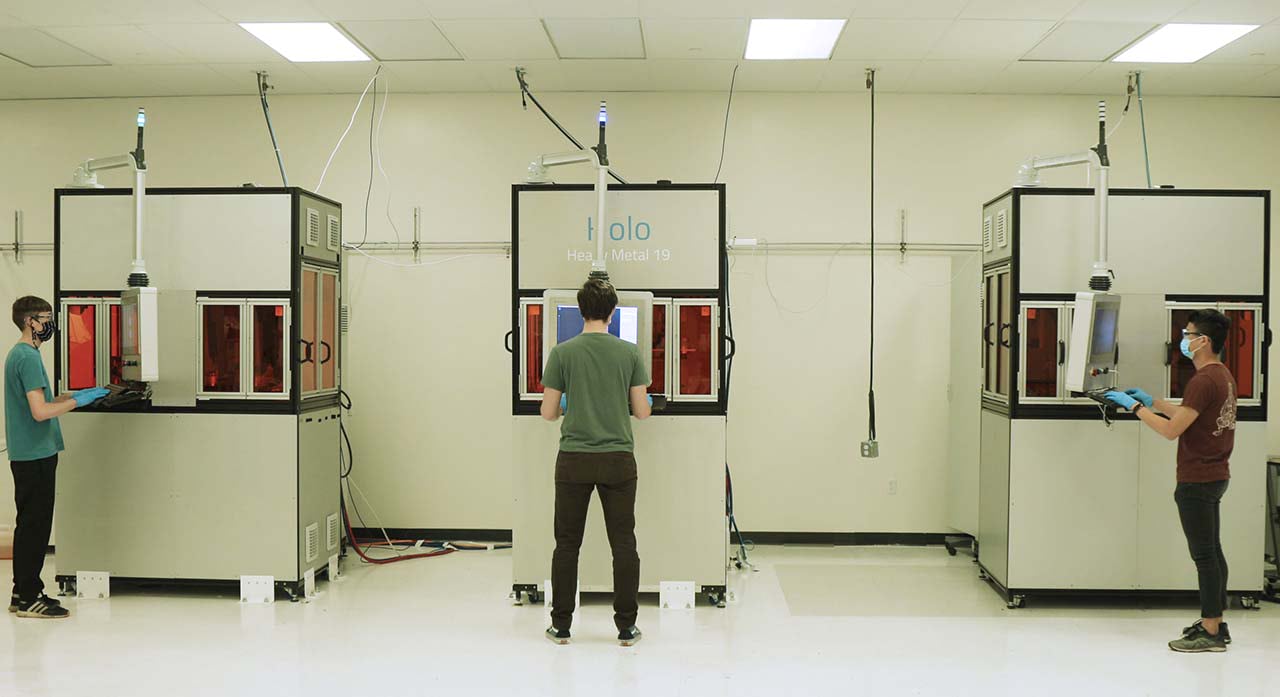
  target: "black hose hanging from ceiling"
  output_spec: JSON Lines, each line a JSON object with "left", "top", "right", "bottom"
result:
{"left": 866, "top": 69, "right": 877, "bottom": 444}
{"left": 514, "top": 68, "right": 628, "bottom": 185}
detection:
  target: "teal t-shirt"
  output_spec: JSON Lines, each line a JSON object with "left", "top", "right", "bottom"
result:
{"left": 4, "top": 343, "right": 64, "bottom": 462}
{"left": 543, "top": 332, "right": 649, "bottom": 453}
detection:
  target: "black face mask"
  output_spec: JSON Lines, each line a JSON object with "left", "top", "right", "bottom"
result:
{"left": 30, "top": 317, "right": 56, "bottom": 344}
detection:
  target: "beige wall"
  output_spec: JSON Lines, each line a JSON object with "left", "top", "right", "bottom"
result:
{"left": 1, "top": 90, "right": 1278, "bottom": 535}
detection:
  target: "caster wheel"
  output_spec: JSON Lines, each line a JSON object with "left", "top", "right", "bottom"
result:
{"left": 945, "top": 543, "right": 957, "bottom": 557}
{"left": 1240, "top": 595, "right": 1260, "bottom": 610}
{"left": 1007, "top": 595, "right": 1026, "bottom": 609}
{"left": 977, "top": 570, "right": 989, "bottom": 581}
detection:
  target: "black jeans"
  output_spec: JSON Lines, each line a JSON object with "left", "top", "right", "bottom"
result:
{"left": 1174, "top": 480, "right": 1230, "bottom": 618}
{"left": 10, "top": 455, "right": 58, "bottom": 601}
{"left": 550, "top": 451, "right": 640, "bottom": 632}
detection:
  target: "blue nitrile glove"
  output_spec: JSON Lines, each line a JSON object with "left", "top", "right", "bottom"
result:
{"left": 1124, "top": 388, "right": 1153, "bottom": 408}
{"left": 647, "top": 395, "right": 653, "bottom": 406}
{"left": 1104, "top": 390, "right": 1138, "bottom": 411}
{"left": 560, "top": 393, "right": 568, "bottom": 414}
{"left": 73, "top": 387, "right": 110, "bottom": 408}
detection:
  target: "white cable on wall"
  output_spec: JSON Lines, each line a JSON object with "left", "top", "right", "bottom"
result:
{"left": 315, "top": 66, "right": 382, "bottom": 194}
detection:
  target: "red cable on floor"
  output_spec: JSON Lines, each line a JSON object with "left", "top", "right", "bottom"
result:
{"left": 342, "top": 501, "right": 455, "bottom": 565}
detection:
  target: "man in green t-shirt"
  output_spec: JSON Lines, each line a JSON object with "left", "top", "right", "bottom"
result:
{"left": 540, "top": 279, "right": 651, "bottom": 647}
{"left": 4, "top": 296, "right": 108, "bottom": 619}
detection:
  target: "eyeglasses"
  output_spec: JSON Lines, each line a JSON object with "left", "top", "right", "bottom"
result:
{"left": 1181, "top": 330, "right": 1202, "bottom": 337}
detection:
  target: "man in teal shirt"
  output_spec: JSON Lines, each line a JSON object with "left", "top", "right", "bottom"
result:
{"left": 540, "top": 280, "right": 651, "bottom": 646}
{"left": 5, "top": 296, "right": 107, "bottom": 619}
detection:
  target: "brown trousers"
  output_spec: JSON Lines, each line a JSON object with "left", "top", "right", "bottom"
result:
{"left": 550, "top": 450, "right": 640, "bottom": 632}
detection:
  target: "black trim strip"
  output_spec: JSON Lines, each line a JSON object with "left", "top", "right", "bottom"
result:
{"left": 196, "top": 290, "right": 291, "bottom": 299}
{"left": 55, "top": 186, "right": 343, "bottom": 208}
{"left": 1014, "top": 187, "right": 1268, "bottom": 199}
{"left": 1020, "top": 293, "right": 1076, "bottom": 302}
{"left": 1166, "top": 295, "right": 1264, "bottom": 304}
{"left": 738, "top": 532, "right": 958, "bottom": 546}
{"left": 352, "top": 528, "right": 514, "bottom": 543}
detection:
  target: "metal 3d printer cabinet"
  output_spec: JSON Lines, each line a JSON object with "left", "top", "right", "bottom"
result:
{"left": 976, "top": 187, "right": 1269, "bottom": 609}
{"left": 52, "top": 187, "right": 343, "bottom": 599}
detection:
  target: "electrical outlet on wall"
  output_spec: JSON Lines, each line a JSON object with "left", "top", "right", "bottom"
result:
{"left": 861, "top": 440, "right": 879, "bottom": 458}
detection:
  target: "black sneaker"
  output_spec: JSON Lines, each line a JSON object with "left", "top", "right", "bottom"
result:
{"left": 545, "top": 627, "right": 571, "bottom": 645}
{"left": 1169, "top": 624, "right": 1226, "bottom": 653}
{"left": 1182, "top": 619, "right": 1231, "bottom": 645}
{"left": 15, "top": 597, "right": 70, "bottom": 619}
{"left": 9, "top": 594, "right": 62, "bottom": 613}
{"left": 618, "top": 626, "right": 643, "bottom": 647}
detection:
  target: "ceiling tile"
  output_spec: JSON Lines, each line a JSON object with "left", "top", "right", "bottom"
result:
{"left": 831, "top": 19, "right": 951, "bottom": 60}
{"left": 555, "top": 59, "right": 652, "bottom": 90}
{"left": 207, "top": 61, "right": 316, "bottom": 93}
{"left": 342, "top": 20, "right": 462, "bottom": 60}
{"left": 929, "top": 20, "right": 1056, "bottom": 60}
{"left": 422, "top": 1, "right": 537, "bottom": 19}
{"left": 642, "top": 19, "right": 747, "bottom": 59}
{"left": 904, "top": 60, "right": 1006, "bottom": 92}
{"left": 1199, "top": 24, "right": 1280, "bottom": 64}
{"left": 746, "top": 1, "right": 858, "bottom": 18}
{"left": 735, "top": 60, "right": 826, "bottom": 91}
{"left": 819, "top": 60, "right": 918, "bottom": 91}
{"left": 197, "top": 0, "right": 327, "bottom": 22}
{"left": 141, "top": 23, "right": 286, "bottom": 63}
{"left": 0, "top": 1, "right": 123, "bottom": 26}
{"left": 960, "top": 0, "right": 1082, "bottom": 21}
{"left": 43, "top": 25, "right": 192, "bottom": 64}
{"left": 0, "top": 53, "right": 24, "bottom": 68}
{"left": 1022, "top": 21, "right": 1156, "bottom": 61}
{"left": 1173, "top": 0, "right": 1280, "bottom": 24}
{"left": 293, "top": 61, "right": 387, "bottom": 93}
{"left": 0, "top": 66, "right": 137, "bottom": 98}
{"left": 636, "top": 0, "right": 749, "bottom": 19}
{"left": 1065, "top": 61, "right": 1274, "bottom": 96}
{"left": 107, "top": 1, "right": 225, "bottom": 23}
{"left": 545, "top": 18, "right": 644, "bottom": 59}
{"left": 118, "top": 64, "right": 243, "bottom": 95}
{"left": 534, "top": 0, "right": 640, "bottom": 18}
{"left": 473, "top": 59, "right": 561, "bottom": 90}
{"left": 0, "top": 27, "right": 107, "bottom": 66}
{"left": 852, "top": 0, "right": 968, "bottom": 20}
{"left": 435, "top": 19, "right": 556, "bottom": 59}
{"left": 309, "top": 0, "right": 434, "bottom": 21}
{"left": 382, "top": 60, "right": 488, "bottom": 91}
{"left": 983, "top": 60, "right": 1099, "bottom": 93}
{"left": 1068, "top": 0, "right": 1196, "bottom": 23}
{"left": 648, "top": 59, "right": 738, "bottom": 90}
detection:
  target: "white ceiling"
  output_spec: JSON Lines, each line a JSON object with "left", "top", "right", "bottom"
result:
{"left": 0, "top": 0, "right": 1278, "bottom": 99}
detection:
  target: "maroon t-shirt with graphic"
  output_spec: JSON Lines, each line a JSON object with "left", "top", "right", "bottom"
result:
{"left": 1176, "top": 363, "right": 1236, "bottom": 483}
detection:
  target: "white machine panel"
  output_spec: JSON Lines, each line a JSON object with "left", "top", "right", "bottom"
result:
{"left": 1064, "top": 292, "right": 1121, "bottom": 394}
{"left": 60, "top": 193, "right": 292, "bottom": 291}
{"left": 1019, "top": 194, "right": 1264, "bottom": 295}
{"left": 978, "top": 410, "right": 1011, "bottom": 584}
{"left": 1137, "top": 423, "right": 1266, "bottom": 591}
{"left": 57, "top": 413, "right": 299, "bottom": 581}
{"left": 517, "top": 189, "right": 720, "bottom": 290}
{"left": 1008, "top": 420, "right": 1141, "bottom": 589}
{"left": 513, "top": 415, "right": 727, "bottom": 592}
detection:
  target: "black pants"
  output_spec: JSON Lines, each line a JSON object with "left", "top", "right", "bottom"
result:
{"left": 1174, "top": 479, "right": 1230, "bottom": 619}
{"left": 10, "top": 455, "right": 57, "bottom": 601}
{"left": 550, "top": 450, "right": 639, "bottom": 632}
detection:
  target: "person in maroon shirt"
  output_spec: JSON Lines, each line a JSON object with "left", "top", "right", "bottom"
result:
{"left": 1106, "top": 309, "right": 1236, "bottom": 653}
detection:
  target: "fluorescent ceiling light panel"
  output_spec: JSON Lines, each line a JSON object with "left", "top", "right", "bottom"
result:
{"left": 1113, "top": 23, "right": 1259, "bottom": 63}
{"left": 239, "top": 22, "right": 370, "bottom": 62}
{"left": 745, "top": 19, "right": 846, "bottom": 60}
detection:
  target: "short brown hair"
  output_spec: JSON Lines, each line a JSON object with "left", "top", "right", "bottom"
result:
{"left": 577, "top": 279, "right": 617, "bottom": 322}
{"left": 12, "top": 296, "right": 52, "bottom": 331}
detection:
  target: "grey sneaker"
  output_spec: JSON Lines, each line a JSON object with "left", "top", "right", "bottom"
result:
{"left": 1182, "top": 619, "right": 1231, "bottom": 645}
{"left": 1169, "top": 625, "right": 1227, "bottom": 653}
{"left": 545, "top": 627, "right": 571, "bottom": 645}
{"left": 618, "top": 626, "right": 642, "bottom": 647}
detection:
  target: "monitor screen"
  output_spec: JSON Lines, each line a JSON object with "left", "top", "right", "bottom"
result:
{"left": 1090, "top": 306, "right": 1118, "bottom": 356}
{"left": 556, "top": 305, "right": 639, "bottom": 345}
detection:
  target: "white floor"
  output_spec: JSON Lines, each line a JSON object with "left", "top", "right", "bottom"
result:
{"left": 1, "top": 545, "right": 1277, "bottom": 697}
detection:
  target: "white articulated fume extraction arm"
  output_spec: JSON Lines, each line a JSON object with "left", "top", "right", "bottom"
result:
{"left": 1015, "top": 100, "right": 1114, "bottom": 291}
{"left": 68, "top": 108, "right": 159, "bottom": 382}
{"left": 526, "top": 100, "right": 614, "bottom": 282}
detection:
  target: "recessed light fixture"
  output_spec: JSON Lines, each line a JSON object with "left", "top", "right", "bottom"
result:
{"left": 240, "top": 22, "right": 370, "bottom": 62}
{"left": 745, "top": 19, "right": 846, "bottom": 60}
{"left": 1113, "top": 23, "right": 1258, "bottom": 63}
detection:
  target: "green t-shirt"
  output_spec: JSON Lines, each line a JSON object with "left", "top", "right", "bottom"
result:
{"left": 543, "top": 332, "right": 649, "bottom": 453}
{"left": 4, "top": 343, "right": 64, "bottom": 462}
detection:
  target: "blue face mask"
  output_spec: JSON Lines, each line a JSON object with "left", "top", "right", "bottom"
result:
{"left": 1180, "top": 337, "right": 1196, "bottom": 360}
